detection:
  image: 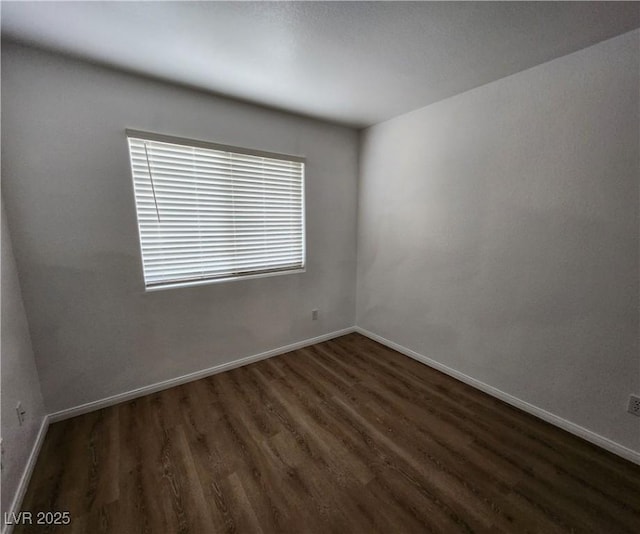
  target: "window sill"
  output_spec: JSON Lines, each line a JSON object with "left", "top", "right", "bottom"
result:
{"left": 143, "top": 267, "right": 306, "bottom": 292}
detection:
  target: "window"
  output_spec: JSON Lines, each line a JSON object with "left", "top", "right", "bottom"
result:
{"left": 126, "top": 130, "right": 305, "bottom": 290}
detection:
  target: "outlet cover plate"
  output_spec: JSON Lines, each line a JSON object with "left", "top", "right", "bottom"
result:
{"left": 628, "top": 394, "right": 640, "bottom": 417}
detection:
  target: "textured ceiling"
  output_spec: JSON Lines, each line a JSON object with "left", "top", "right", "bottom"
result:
{"left": 2, "top": 1, "right": 639, "bottom": 128}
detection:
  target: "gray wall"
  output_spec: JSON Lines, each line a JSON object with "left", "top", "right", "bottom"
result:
{"left": 2, "top": 29, "right": 639, "bottom": 459}
{"left": 1, "top": 196, "right": 46, "bottom": 519}
{"left": 357, "top": 30, "right": 640, "bottom": 452}
{"left": 1, "top": 42, "right": 358, "bottom": 413}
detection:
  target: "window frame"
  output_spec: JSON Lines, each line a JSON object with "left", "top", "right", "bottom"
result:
{"left": 126, "top": 129, "right": 306, "bottom": 291}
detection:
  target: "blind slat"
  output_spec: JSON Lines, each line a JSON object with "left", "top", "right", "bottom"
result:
{"left": 128, "top": 134, "right": 305, "bottom": 288}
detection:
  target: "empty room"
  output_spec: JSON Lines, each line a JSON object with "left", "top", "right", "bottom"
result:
{"left": 1, "top": 1, "right": 639, "bottom": 532}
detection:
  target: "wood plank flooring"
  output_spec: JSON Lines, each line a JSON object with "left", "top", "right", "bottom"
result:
{"left": 15, "top": 333, "right": 640, "bottom": 533}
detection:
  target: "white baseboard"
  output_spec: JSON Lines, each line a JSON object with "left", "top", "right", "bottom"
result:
{"left": 2, "top": 415, "right": 50, "bottom": 534}
{"left": 354, "top": 326, "right": 640, "bottom": 466}
{"left": 48, "top": 327, "right": 356, "bottom": 423}
{"left": 8, "top": 323, "right": 636, "bottom": 534}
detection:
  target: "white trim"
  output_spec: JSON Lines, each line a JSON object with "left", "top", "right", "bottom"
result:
{"left": 125, "top": 129, "right": 306, "bottom": 163}
{"left": 354, "top": 326, "right": 640, "bottom": 466}
{"left": 144, "top": 268, "right": 306, "bottom": 293}
{"left": 10, "top": 322, "right": 637, "bottom": 533}
{"left": 48, "top": 327, "right": 355, "bottom": 423}
{"left": 2, "top": 416, "right": 50, "bottom": 534}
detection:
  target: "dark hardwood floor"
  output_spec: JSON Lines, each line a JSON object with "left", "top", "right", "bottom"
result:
{"left": 16, "top": 333, "right": 640, "bottom": 533}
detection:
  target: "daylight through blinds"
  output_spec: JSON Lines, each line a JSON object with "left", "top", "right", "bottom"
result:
{"left": 127, "top": 132, "right": 305, "bottom": 289}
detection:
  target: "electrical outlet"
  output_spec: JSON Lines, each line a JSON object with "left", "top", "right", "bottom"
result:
{"left": 628, "top": 394, "right": 640, "bottom": 417}
{"left": 311, "top": 309, "right": 319, "bottom": 320}
{"left": 16, "top": 402, "right": 26, "bottom": 426}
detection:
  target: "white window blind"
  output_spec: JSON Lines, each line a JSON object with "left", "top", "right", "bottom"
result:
{"left": 126, "top": 130, "right": 305, "bottom": 290}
